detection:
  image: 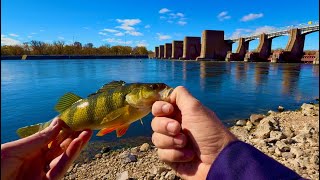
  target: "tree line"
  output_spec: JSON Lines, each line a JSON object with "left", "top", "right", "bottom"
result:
{"left": 1, "top": 40, "right": 151, "bottom": 56}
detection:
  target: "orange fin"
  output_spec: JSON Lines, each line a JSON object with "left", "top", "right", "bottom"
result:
{"left": 96, "top": 127, "right": 116, "bottom": 136}
{"left": 116, "top": 124, "right": 130, "bottom": 137}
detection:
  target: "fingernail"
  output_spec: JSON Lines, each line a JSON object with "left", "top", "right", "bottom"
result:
{"left": 167, "top": 122, "right": 177, "bottom": 134}
{"left": 162, "top": 104, "right": 171, "bottom": 114}
{"left": 173, "top": 134, "right": 184, "bottom": 145}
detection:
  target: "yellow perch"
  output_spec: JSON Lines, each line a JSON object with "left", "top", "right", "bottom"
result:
{"left": 17, "top": 81, "right": 173, "bottom": 138}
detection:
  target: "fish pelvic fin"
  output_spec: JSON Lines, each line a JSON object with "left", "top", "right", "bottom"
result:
{"left": 16, "top": 121, "right": 51, "bottom": 138}
{"left": 96, "top": 127, "right": 117, "bottom": 136}
{"left": 55, "top": 92, "right": 82, "bottom": 113}
{"left": 116, "top": 124, "right": 130, "bottom": 137}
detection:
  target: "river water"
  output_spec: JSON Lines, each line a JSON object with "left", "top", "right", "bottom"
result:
{"left": 1, "top": 59, "right": 319, "bottom": 143}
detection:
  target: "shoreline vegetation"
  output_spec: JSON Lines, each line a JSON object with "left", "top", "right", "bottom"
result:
{"left": 63, "top": 100, "right": 319, "bottom": 180}
{"left": 1, "top": 41, "right": 152, "bottom": 60}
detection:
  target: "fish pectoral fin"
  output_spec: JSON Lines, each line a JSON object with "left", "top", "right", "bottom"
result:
{"left": 100, "top": 105, "right": 130, "bottom": 125}
{"left": 116, "top": 124, "right": 130, "bottom": 137}
{"left": 55, "top": 92, "right": 82, "bottom": 113}
{"left": 140, "top": 119, "right": 143, "bottom": 125}
{"left": 96, "top": 127, "right": 117, "bottom": 136}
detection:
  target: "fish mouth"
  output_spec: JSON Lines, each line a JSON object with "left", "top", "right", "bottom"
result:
{"left": 159, "top": 87, "right": 174, "bottom": 102}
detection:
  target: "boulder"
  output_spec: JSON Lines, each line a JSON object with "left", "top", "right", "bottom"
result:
{"left": 250, "top": 114, "right": 264, "bottom": 125}
{"left": 282, "top": 152, "right": 296, "bottom": 159}
{"left": 282, "top": 126, "right": 294, "bottom": 138}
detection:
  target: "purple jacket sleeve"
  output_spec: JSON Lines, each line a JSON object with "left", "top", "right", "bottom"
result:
{"left": 207, "top": 141, "right": 303, "bottom": 180}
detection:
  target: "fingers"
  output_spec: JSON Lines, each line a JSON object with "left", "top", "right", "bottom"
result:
{"left": 157, "top": 148, "right": 195, "bottom": 163}
{"left": 152, "top": 132, "right": 187, "bottom": 148}
{"left": 152, "top": 101, "right": 174, "bottom": 117}
{"left": 47, "top": 130, "right": 92, "bottom": 179}
{"left": 169, "top": 86, "right": 202, "bottom": 112}
{"left": 2, "top": 118, "right": 62, "bottom": 155}
{"left": 151, "top": 117, "right": 181, "bottom": 136}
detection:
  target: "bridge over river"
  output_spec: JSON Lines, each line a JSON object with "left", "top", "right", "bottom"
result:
{"left": 155, "top": 21, "right": 319, "bottom": 64}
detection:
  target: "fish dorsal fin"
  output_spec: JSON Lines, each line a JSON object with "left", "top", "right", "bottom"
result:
{"left": 88, "top": 80, "right": 126, "bottom": 97}
{"left": 116, "top": 124, "right": 130, "bottom": 137}
{"left": 55, "top": 92, "right": 82, "bottom": 113}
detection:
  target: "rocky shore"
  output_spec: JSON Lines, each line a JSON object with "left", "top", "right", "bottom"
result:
{"left": 64, "top": 102, "right": 319, "bottom": 180}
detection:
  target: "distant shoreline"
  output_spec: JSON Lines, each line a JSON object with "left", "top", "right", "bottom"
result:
{"left": 1, "top": 55, "right": 149, "bottom": 60}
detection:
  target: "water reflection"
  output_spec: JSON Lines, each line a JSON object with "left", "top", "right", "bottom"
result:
{"left": 199, "top": 62, "right": 228, "bottom": 91}
{"left": 254, "top": 63, "right": 269, "bottom": 86}
{"left": 312, "top": 65, "right": 319, "bottom": 77}
{"left": 281, "top": 64, "right": 301, "bottom": 95}
{"left": 234, "top": 63, "right": 249, "bottom": 82}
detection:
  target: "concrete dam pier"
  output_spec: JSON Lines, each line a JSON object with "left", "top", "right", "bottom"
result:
{"left": 155, "top": 22, "right": 319, "bottom": 63}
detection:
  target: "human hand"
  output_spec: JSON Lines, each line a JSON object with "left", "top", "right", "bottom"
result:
{"left": 1, "top": 118, "right": 92, "bottom": 180}
{"left": 151, "top": 86, "right": 237, "bottom": 179}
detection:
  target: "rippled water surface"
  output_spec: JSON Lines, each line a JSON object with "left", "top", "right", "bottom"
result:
{"left": 1, "top": 59, "right": 319, "bottom": 143}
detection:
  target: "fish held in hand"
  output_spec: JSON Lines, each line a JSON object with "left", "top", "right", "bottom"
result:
{"left": 16, "top": 81, "right": 173, "bottom": 139}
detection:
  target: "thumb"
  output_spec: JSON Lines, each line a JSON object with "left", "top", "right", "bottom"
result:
{"left": 3, "top": 118, "right": 62, "bottom": 155}
{"left": 169, "top": 86, "right": 203, "bottom": 113}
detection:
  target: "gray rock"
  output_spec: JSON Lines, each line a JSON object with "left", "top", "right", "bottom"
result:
{"left": 292, "top": 133, "right": 308, "bottom": 143}
{"left": 254, "top": 116, "right": 275, "bottom": 139}
{"left": 245, "top": 121, "right": 254, "bottom": 131}
{"left": 165, "top": 170, "right": 176, "bottom": 180}
{"left": 282, "top": 126, "right": 294, "bottom": 138}
{"left": 311, "top": 154, "right": 319, "bottom": 165}
{"left": 278, "top": 106, "right": 284, "bottom": 112}
{"left": 282, "top": 152, "right": 296, "bottom": 159}
{"left": 275, "top": 147, "right": 282, "bottom": 157}
{"left": 150, "top": 166, "right": 169, "bottom": 175}
{"left": 95, "top": 153, "right": 102, "bottom": 159}
{"left": 275, "top": 141, "right": 290, "bottom": 152}
{"left": 236, "top": 119, "right": 247, "bottom": 126}
{"left": 290, "top": 147, "right": 304, "bottom": 157}
{"left": 131, "top": 147, "right": 139, "bottom": 154}
{"left": 270, "top": 131, "right": 286, "bottom": 140}
{"left": 116, "top": 171, "right": 129, "bottom": 180}
{"left": 250, "top": 114, "right": 264, "bottom": 125}
{"left": 100, "top": 146, "right": 111, "bottom": 154}
{"left": 140, "top": 143, "right": 150, "bottom": 152}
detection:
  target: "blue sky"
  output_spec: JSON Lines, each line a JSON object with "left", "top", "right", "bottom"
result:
{"left": 1, "top": 0, "right": 319, "bottom": 51}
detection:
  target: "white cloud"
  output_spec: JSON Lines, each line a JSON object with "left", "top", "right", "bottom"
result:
{"left": 159, "top": 8, "right": 170, "bottom": 14}
{"left": 102, "top": 38, "right": 132, "bottom": 45}
{"left": 229, "top": 26, "right": 275, "bottom": 39}
{"left": 31, "top": 32, "right": 37, "bottom": 35}
{"left": 240, "top": 13, "right": 263, "bottom": 22}
{"left": 116, "top": 19, "right": 141, "bottom": 31}
{"left": 217, "top": 11, "right": 231, "bottom": 21}
{"left": 103, "top": 28, "right": 119, "bottom": 33}
{"left": 144, "top": 25, "right": 151, "bottom": 28}
{"left": 40, "top": 30, "right": 45, "bottom": 32}
{"left": 9, "top": 33, "right": 19, "bottom": 37}
{"left": 176, "top": 13, "right": 184, "bottom": 17}
{"left": 114, "top": 32, "right": 124, "bottom": 36}
{"left": 1, "top": 34, "right": 21, "bottom": 45}
{"left": 83, "top": 27, "right": 90, "bottom": 30}
{"left": 99, "top": 32, "right": 107, "bottom": 36}
{"left": 58, "top": 36, "right": 65, "bottom": 40}
{"left": 160, "top": 10, "right": 187, "bottom": 26}
{"left": 253, "top": 26, "right": 276, "bottom": 35}
{"left": 230, "top": 28, "right": 252, "bottom": 39}
{"left": 126, "top": 31, "right": 143, "bottom": 36}
{"left": 177, "top": 21, "right": 187, "bottom": 26}
{"left": 156, "top": 33, "right": 172, "bottom": 41}
{"left": 27, "top": 36, "right": 32, "bottom": 38}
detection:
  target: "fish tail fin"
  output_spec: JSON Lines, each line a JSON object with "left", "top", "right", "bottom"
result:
{"left": 16, "top": 121, "right": 51, "bottom": 138}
